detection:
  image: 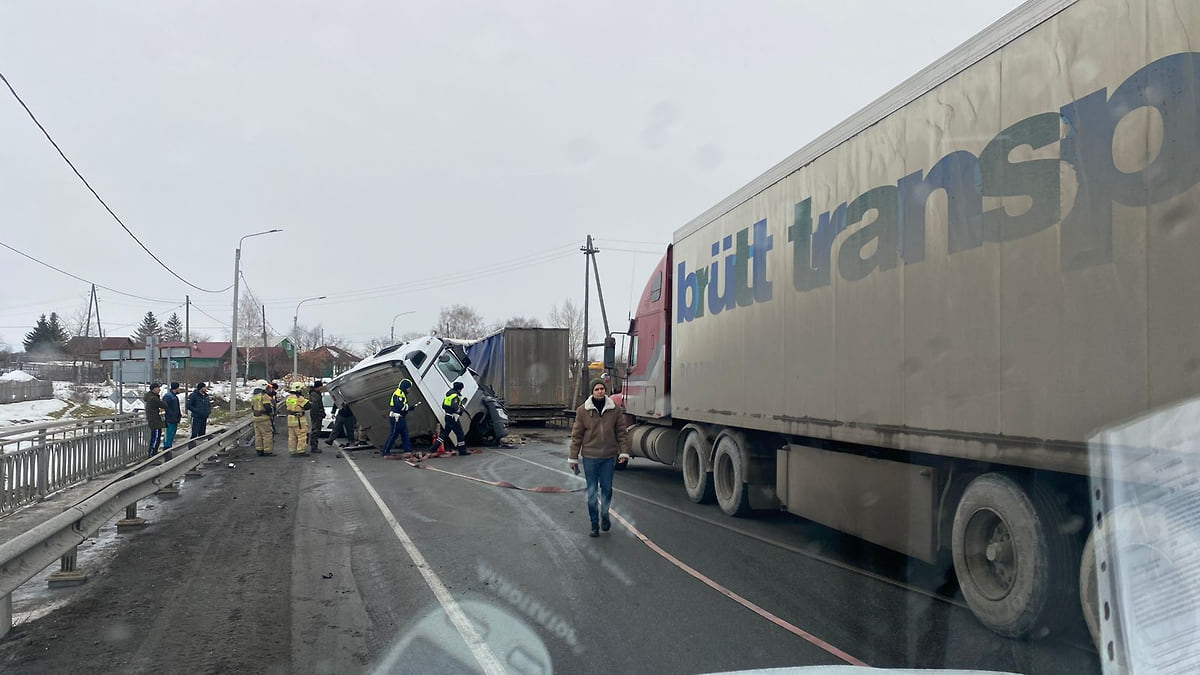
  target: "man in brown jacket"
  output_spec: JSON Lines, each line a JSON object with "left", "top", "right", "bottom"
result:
{"left": 569, "top": 378, "right": 631, "bottom": 537}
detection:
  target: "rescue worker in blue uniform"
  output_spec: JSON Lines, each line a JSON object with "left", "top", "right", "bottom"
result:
{"left": 441, "top": 381, "right": 468, "bottom": 456}
{"left": 381, "top": 379, "right": 413, "bottom": 457}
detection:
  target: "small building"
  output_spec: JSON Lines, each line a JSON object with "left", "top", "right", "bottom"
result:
{"left": 158, "top": 341, "right": 232, "bottom": 383}
{"left": 297, "top": 345, "right": 360, "bottom": 379}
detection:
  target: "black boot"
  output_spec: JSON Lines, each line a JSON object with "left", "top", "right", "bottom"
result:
{"left": 601, "top": 515, "right": 611, "bottom": 532}
{"left": 589, "top": 524, "right": 599, "bottom": 538}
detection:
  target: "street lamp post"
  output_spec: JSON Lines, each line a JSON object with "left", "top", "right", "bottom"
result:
{"left": 293, "top": 296, "right": 326, "bottom": 379}
{"left": 391, "top": 311, "right": 415, "bottom": 343}
{"left": 230, "top": 229, "right": 282, "bottom": 413}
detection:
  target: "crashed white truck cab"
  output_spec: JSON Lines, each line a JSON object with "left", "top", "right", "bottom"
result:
{"left": 325, "top": 336, "right": 508, "bottom": 448}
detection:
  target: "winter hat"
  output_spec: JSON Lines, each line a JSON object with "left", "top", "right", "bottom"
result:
{"left": 589, "top": 378, "right": 606, "bottom": 391}
{"left": 170, "top": 382, "right": 180, "bottom": 390}
{"left": 399, "top": 379, "right": 412, "bottom": 390}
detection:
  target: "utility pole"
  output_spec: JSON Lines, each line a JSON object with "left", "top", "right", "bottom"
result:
{"left": 184, "top": 295, "right": 190, "bottom": 389}
{"left": 230, "top": 246, "right": 241, "bottom": 412}
{"left": 93, "top": 288, "right": 103, "bottom": 339}
{"left": 229, "top": 229, "right": 282, "bottom": 413}
{"left": 573, "top": 234, "right": 614, "bottom": 406}
{"left": 262, "top": 305, "right": 270, "bottom": 381}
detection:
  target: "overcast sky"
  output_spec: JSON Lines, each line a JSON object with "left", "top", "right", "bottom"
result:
{"left": 0, "top": 0, "right": 1025, "bottom": 351}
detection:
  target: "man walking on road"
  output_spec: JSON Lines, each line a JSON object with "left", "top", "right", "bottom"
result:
{"left": 326, "top": 403, "right": 356, "bottom": 447}
{"left": 285, "top": 383, "right": 312, "bottom": 457}
{"left": 144, "top": 382, "right": 168, "bottom": 457}
{"left": 440, "top": 381, "right": 469, "bottom": 456}
{"left": 187, "top": 382, "right": 212, "bottom": 438}
{"left": 569, "top": 378, "right": 631, "bottom": 537}
{"left": 250, "top": 386, "right": 275, "bottom": 456}
{"left": 381, "top": 379, "right": 413, "bottom": 457}
{"left": 308, "top": 380, "right": 326, "bottom": 454}
{"left": 162, "top": 382, "right": 182, "bottom": 450}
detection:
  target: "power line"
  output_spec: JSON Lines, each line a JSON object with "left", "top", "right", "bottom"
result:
{"left": 0, "top": 239, "right": 178, "bottom": 303}
{"left": 0, "top": 71, "right": 232, "bottom": 295}
{"left": 192, "top": 305, "right": 227, "bottom": 329}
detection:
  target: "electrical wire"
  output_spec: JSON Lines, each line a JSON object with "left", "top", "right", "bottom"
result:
{"left": 253, "top": 242, "right": 580, "bottom": 306}
{"left": 191, "top": 304, "right": 228, "bottom": 328}
{"left": 0, "top": 239, "right": 178, "bottom": 303}
{"left": 0, "top": 71, "right": 232, "bottom": 295}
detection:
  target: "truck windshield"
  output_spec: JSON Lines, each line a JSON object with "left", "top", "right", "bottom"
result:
{"left": 435, "top": 350, "right": 467, "bottom": 383}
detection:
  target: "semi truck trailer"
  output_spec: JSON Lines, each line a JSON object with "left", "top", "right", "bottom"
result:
{"left": 613, "top": 0, "right": 1200, "bottom": 646}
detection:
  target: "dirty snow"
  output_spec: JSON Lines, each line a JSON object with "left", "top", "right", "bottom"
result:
{"left": 0, "top": 398, "right": 68, "bottom": 427}
{"left": 0, "top": 370, "right": 37, "bottom": 382}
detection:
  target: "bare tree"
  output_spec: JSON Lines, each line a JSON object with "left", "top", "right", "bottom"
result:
{"left": 432, "top": 304, "right": 488, "bottom": 340}
{"left": 504, "top": 315, "right": 542, "bottom": 328}
{"left": 235, "top": 288, "right": 263, "bottom": 342}
{"left": 361, "top": 335, "right": 393, "bottom": 357}
{"left": 64, "top": 294, "right": 93, "bottom": 338}
{"left": 547, "top": 298, "right": 590, "bottom": 358}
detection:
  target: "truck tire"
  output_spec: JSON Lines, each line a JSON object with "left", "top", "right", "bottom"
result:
{"left": 712, "top": 431, "right": 752, "bottom": 517}
{"left": 951, "top": 473, "right": 1080, "bottom": 638}
{"left": 681, "top": 430, "right": 715, "bottom": 504}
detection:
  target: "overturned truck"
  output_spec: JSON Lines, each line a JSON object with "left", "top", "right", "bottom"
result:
{"left": 325, "top": 336, "right": 509, "bottom": 448}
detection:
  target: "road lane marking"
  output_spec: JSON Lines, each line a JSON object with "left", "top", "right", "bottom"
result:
{"left": 493, "top": 449, "right": 971, "bottom": 609}
{"left": 344, "top": 455, "right": 507, "bottom": 675}
{"left": 495, "top": 449, "right": 1100, "bottom": 657}
{"left": 610, "top": 509, "right": 868, "bottom": 666}
{"left": 487, "top": 450, "right": 868, "bottom": 667}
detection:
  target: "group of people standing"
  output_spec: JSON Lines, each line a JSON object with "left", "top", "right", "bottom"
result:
{"left": 142, "top": 382, "right": 214, "bottom": 457}
{"left": 378, "top": 379, "right": 471, "bottom": 458}
{"left": 250, "top": 380, "right": 330, "bottom": 457}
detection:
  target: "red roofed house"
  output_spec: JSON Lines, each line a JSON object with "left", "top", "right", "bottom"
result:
{"left": 159, "top": 341, "right": 232, "bottom": 383}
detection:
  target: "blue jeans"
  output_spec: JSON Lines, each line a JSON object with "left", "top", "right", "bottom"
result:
{"left": 164, "top": 423, "right": 178, "bottom": 449}
{"left": 383, "top": 416, "right": 410, "bottom": 455}
{"left": 583, "top": 457, "right": 616, "bottom": 526}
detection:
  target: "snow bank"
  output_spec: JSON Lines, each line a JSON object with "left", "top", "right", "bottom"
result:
{"left": 0, "top": 399, "right": 68, "bottom": 427}
{"left": 0, "top": 370, "right": 37, "bottom": 382}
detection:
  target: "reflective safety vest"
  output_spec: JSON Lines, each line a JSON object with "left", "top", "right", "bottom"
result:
{"left": 251, "top": 393, "right": 271, "bottom": 416}
{"left": 285, "top": 394, "right": 309, "bottom": 425}
{"left": 390, "top": 388, "right": 408, "bottom": 415}
{"left": 442, "top": 391, "right": 463, "bottom": 415}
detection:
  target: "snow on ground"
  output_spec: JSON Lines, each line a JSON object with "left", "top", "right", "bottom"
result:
{"left": 0, "top": 380, "right": 263, "bottom": 431}
{"left": 0, "top": 370, "right": 37, "bottom": 382}
{"left": 0, "top": 398, "right": 68, "bottom": 427}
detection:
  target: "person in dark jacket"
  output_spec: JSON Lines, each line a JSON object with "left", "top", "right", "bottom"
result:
{"left": 162, "top": 382, "right": 182, "bottom": 449}
{"left": 187, "top": 382, "right": 213, "bottom": 438}
{"left": 381, "top": 380, "right": 413, "bottom": 457}
{"left": 569, "top": 378, "right": 631, "bottom": 537}
{"left": 326, "top": 403, "right": 357, "bottom": 447}
{"left": 440, "top": 381, "right": 468, "bottom": 456}
{"left": 308, "top": 380, "right": 327, "bottom": 454}
{"left": 144, "top": 383, "right": 168, "bottom": 457}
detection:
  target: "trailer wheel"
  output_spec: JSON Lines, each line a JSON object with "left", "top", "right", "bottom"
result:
{"left": 681, "top": 430, "right": 714, "bottom": 504}
{"left": 712, "top": 430, "right": 752, "bottom": 517}
{"left": 952, "top": 473, "right": 1079, "bottom": 637}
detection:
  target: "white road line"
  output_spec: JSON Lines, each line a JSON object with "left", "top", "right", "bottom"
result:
{"left": 344, "top": 455, "right": 507, "bottom": 675}
{"left": 493, "top": 448, "right": 969, "bottom": 610}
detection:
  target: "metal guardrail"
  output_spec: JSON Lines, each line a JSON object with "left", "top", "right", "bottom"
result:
{"left": 1, "top": 415, "right": 149, "bottom": 517}
{"left": 0, "top": 417, "right": 252, "bottom": 638}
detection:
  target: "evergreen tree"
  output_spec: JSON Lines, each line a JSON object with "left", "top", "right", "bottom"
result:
{"left": 163, "top": 313, "right": 184, "bottom": 342}
{"left": 23, "top": 312, "right": 68, "bottom": 353}
{"left": 135, "top": 311, "right": 163, "bottom": 344}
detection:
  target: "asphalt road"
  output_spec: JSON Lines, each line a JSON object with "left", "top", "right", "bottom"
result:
{"left": 1, "top": 426, "right": 1101, "bottom": 674}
